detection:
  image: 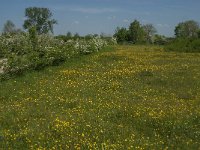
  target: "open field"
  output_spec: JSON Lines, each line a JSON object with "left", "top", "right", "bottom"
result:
{"left": 0, "top": 45, "right": 200, "bottom": 149}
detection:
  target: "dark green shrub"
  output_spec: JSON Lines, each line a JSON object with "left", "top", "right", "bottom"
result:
{"left": 28, "top": 26, "right": 38, "bottom": 51}
{"left": 165, "top": 38, "right": 200, "bottom": 53}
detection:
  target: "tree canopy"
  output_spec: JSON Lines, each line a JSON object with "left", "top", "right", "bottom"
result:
{"left": 114, "top": 27, "right": 128, "bottom": 43}
{"left": 2, "top": 20, "right": 22, "bottom": 35}
{"left": 175, "top": 20, "right": 199, "bottom": 38}
{"left": 128, "top": 20, "right": 145, "bottom": 43}
{"left": 3, "top": 20, "right": 16, "bottom": 34}
{"left": 23, "top": 7, "right": 57, "bottom": 34}
{"left": 114, "top": 20, "right": 157, "bottom": 44}
{"left": 143, "top": 24, "right": 157, "bottom": 43}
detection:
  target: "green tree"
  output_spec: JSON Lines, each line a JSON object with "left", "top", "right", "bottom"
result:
{"left": 2, "top": 20, "right": 23, "bottom": 35}
{"left": 198, "top": 30, "right": 200, "bottom": 38}
{"left": 28, "top": 26, "right": 38, "bottom": 51}
{"left": 2, "top": 20, "right": 16, "bottom": 34}
{"left": 143, "top": 24, "right": 157, "bottom": 43}
{"left": 93, "top": 34, "right": 99, "bottom": 38}
{"left": 66, "top": 32, "right": 72, "bottom": 38}
{"left": 154, "top": 34, "right": 167, "bottom": 45}
{"left": 114, "top": 27, "right": 128, "bottom": 43}
{"left": 85, "top": 34, "right": 93, "bottom": 40}
{"left": 74, "top": 33, "right": 80, "bottom": 40}
{"left": 128, "top": 20, "right": 145, "bottom": 43}
{"left": 175, "top": 20, "right": 199, "bottom": 38}
{"left": 23, "top": 7, "right": 57, "bottom": 34}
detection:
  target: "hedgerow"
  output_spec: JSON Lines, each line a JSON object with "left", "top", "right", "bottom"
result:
{"left": 0, "top": 33, "right": 116, "bottom": 80}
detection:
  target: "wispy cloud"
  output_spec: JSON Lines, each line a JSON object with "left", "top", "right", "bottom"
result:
{"left": 69, "top": 7, "right": 118, "bottom": 14}
{"left": 72, "top": 21, "right": 80, "bottom": 25}
{"left": 53, "top": 5, "right": 149, "bottom": 15}
{"left": 123, "top": 19, "right": 129, "bottom": 23}
{"left": 141, "top": 19, "right": 148, "bottom": 24}
{"left": 107, "top": 16, "right": 116, "bottom": 20}
{"left": 156, "top": 23, "right": 170, "bottom": 28}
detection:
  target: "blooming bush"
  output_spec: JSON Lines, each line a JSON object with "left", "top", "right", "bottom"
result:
{"left": 74, "top": 37, "right": 108, "bottom": 54}
{"left": 0, "top": 33, "right": 112, "bottom": 78}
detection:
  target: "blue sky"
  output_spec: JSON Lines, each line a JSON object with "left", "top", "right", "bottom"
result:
{"left": 0, "top": 0, "right": 200, "bottom": 36}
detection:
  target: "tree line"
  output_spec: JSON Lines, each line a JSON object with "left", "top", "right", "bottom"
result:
{"left": 166, "top": 20, "right": 200, "bottom": 52}
{"left": 1, "top": 7, "right": 113, "bottom": 41}
{"left": 114, "top": 20, "right": 157, "bottom": 44}
{"left": 114, "top": 20, "right": 200, "bottom": 45}
{"left": 1, "top": 6, "right": 200, "bottom": 47}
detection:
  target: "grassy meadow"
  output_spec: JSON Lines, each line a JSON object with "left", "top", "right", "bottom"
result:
{"left": 0, "top": 45, "right": 200, "bottom": 149}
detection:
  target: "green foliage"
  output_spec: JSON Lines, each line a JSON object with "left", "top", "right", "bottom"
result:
{"left": 0, "top": 50, "right": 3, "bottom": 58}
{"left": 66, "top": 31, "right": 72, "bottom": 38}
{"left": 2, "top": 20, "right": 23, "bottom": 35}
{"left": 128, "top": 20, "right": 145, "bottom": 43}
{"left": 28, "top": 26, "right": 38, "bottom": 51}
{"left": 0, "top": 33, "right": 31, "bottom": 56}
{"left": 0, "top": 33, "right": 109, "bottom": 79}
{"left": 114, "top": 27, "right": 128, "bottom": 43}
{"left": 23, "top": 7, "right": 57, "bottom": 34}
{"left": 114, "top": 20, "right": 157, "bottom": 44}
{"left": 198, "top": 30, "right": 200, "bottom": 38}
{"left": 56, "top": 32, "right": 73, "bottom": 42}
{"left": 73, "top": 33, "right": 80, "bottom": 40}
{"left": 165, "top": 38, "right": 200, "bottom": 53}
{"left": 166, "top": 20, "right": 200, "bottom": 51}
{"left": 143, "top": 24, "right": 157, "bottom": 44}
{"left": 84, "top": 34, "right": 94, "bottom": 40}
{"left": 105, "top": 37, "right": 117, "bottom": 45}
{"left": 154, "top": 34, "right": 168, "bottom": 45}
{"left": 2, "top": 20, "right": 16, "bottom": 35}
{"left": 0, "top": 37, "right": 6, "bottom": 58}
{"left": 175, "top": 20, "right": 199, "bottom": 38}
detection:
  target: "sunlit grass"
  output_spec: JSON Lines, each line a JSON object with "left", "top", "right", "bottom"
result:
{"left": 0, "top": 45, "right": 200, "bottom": 149}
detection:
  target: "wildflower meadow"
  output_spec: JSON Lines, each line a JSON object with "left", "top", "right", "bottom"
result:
{"left": 0, "top": 45, "right": 200, "bottom": 149}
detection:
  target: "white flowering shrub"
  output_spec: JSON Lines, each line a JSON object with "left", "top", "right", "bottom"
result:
{"left": 0, "top": 33, "right": 112, "bottom": 78}
{"left": 109, "top": 37, "right": 118, "bottom": 45}
{"left": 0, "top": 33, "right": 32, "bottom": 55}
{"left": 0, "top": 59, "right": 8, "bottom": 74}
{"left": 74, "top": 37, "right": 108, "bottom": 54}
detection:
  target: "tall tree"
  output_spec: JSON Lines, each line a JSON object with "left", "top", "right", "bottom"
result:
{"left": 175, "top": 20, "right": 199, "bottom": 38}
{"left": 128, "top": 20, "right": 145, "bottom": 43}
{"left": 143, "top": 24, "right": 157, "bottom": 43}
{"left": 23, "top": 7, "right": 57, "bottom": 34}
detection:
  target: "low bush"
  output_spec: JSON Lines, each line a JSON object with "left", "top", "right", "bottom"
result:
{"left": 165, "top": 38, "right": 200, "bottom": 53}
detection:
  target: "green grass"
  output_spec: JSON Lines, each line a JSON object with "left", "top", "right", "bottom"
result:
{"left": 0, "top": 45, "right": 200, "bottom": 149}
